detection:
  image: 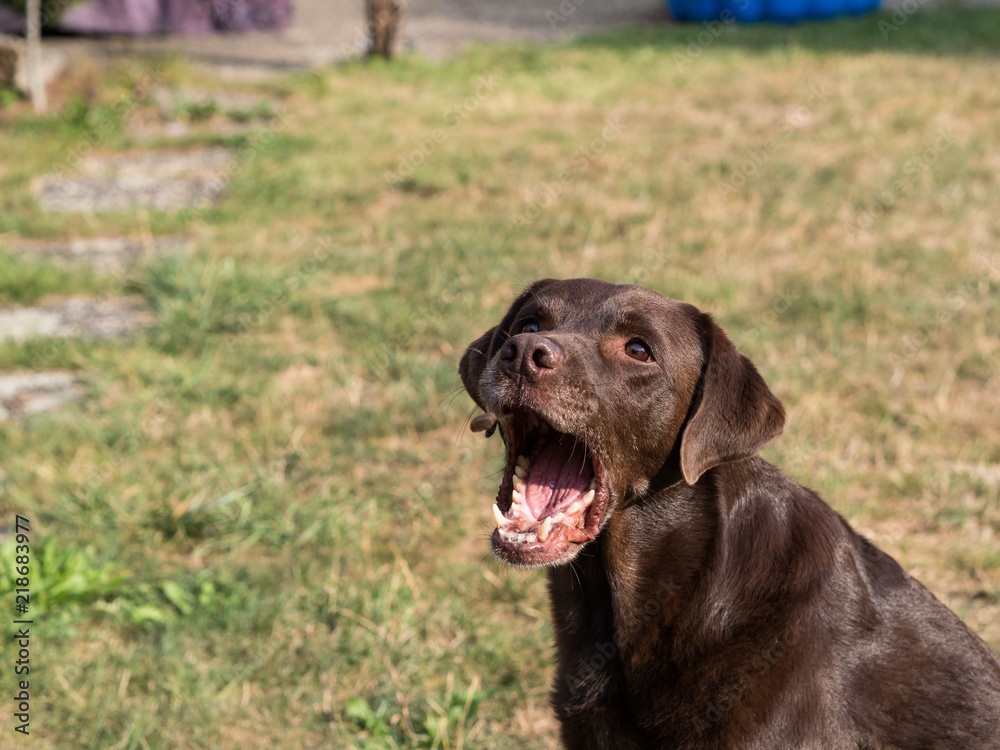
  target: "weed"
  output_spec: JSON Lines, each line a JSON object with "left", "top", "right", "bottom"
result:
{"left": 0, "top": 537, "right": 127, "bottom": 633}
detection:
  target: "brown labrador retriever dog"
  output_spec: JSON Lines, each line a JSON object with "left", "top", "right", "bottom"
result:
{"left": 460, "top": 278, "right": 1000, "bottom": 749}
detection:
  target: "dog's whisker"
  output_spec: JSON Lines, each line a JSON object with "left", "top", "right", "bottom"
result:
{"left": 568, "top": 558, "right": 583, "bottom": 592}
{"left": 453, "top": 405, "right": 481, "bottom": 445}
{"left": 439, "top": 385, "right": 471, "bottom": 410}
{"left": 475, "top": 467, "right": 505, "bottom": 483}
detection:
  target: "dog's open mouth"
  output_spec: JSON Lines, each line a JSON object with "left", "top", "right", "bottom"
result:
{"left": 491, "top": 409, "right": 608, "bottom": 566}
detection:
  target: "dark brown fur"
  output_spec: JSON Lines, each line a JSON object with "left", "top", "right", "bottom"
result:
{"left": 460, "top": 278, "right": 1000, "bottom": 749}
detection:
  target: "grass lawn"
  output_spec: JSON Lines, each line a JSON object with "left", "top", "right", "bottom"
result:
{"left": 1, "top": 8, "right": 999, "bottom": 748}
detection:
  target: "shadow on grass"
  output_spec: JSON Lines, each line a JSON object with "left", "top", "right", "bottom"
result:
{"left": 571, "top": 7, "right": 1000, "bottom": 57}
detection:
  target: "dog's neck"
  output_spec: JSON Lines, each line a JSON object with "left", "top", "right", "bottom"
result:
{"left": 602, "top": 469, "right": 724, "bottom": 645}
{"left": 547, "top": 457, "right": 795, "bottom": 680}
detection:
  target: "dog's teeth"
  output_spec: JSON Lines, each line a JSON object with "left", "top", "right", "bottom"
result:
{"left": 515, "top": 455, "right": 531, "bottom": 470}
{"left": 512, "top": 474, "right": 526, "bottom": 493}
{"left": 538, "top": 517, "right": 553, "bottom": 542}
{"left": 512, "top": 488, "right": 524, "bottom": 505}
{"left": 513, "top": 463, "right": 528, "bottom": 479}
{"left": 589, "top": 478, "right": 598, "bottom": 491}
{"left": 492, "top": 503, "right": 506, "bottom": 527}
{"left": 552, "top": 512, "right": 565, "bottom": 524}
{"left": 499, "top": 528, "right": 537, "bottom": 545}
{"left": 582, "top": 489, "right": 595, "bottom": 507}
{"left": 566, "top": 501, "right": 581, "bottom": 517}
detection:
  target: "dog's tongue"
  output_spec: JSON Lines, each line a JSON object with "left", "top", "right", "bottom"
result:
{"left": 525, "top": 435, "right": 594, "bottom": 519}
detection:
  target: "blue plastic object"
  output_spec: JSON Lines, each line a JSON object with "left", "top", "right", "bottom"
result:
{"left": 672, "top": 0, "right": 722, "bottom": 22}
{"left": 766, "top": 0, "right": 810, "bottom": 21}
{"left": 846, "top": 0, "right": 880, "bottom": 14}
{"left": 668, "top": 0, "right": 878, "bottom": 22}
{"left": 724, "top": 0, "right": 766, "bottom": 22}
{"left": 807, "top": 0, "right": 842, "bottom": 18}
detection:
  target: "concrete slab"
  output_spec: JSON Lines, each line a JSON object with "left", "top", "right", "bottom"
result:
{"left": 75, "top": 147, "right": 235, "bottom": 179}
{"left": 6, "top": 236, "right": 189, "bottom": 273}
{"left": 0, "top": 297, "right": 152, "bottom": 343}
{"left": 122, "top": 86, "right": 282, "bottom": 139}
{"left": 34, "top": 147, "right": 234, "bottom": 213}
{"left": 0, "top": 371, "right": 80, "bottom": 421}
{"left": 150, "top": 86, "right": 281, "bottom": 116}
{"left": 35, "top": 176, "right": 224, "bottom": 212}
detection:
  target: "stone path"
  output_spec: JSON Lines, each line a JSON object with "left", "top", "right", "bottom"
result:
{"left": 0, "top": 371, "right": 81, "bottom": 421}
{"left": 35, "top": 147, "right": 234, "bottom": 212}
{"left": 0, "top": 297, "right": 152, "bottom": 343}
{"left": 0, "top": 232, "right": 186, "bottom": 420}
{"left": 0, "top": 292, "right": 153, "bottom": 420}
{"left": 7, "top": 236, "right": 189, "bottom": 273}
{"left": 5, "top": 139, "right": 217, "bottom": 420}
{"left": 149, "top": 85, "right": 281, "bottom": 117}
{"left": 128, "top": 86, "right": 283, "bottom": 141}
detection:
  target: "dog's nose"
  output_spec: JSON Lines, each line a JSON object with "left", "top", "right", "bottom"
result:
{"left": 499, "top": 334, "right": 564, "bottom": 380}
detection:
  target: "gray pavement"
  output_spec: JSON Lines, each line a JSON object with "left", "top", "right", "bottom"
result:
{"left": 45, "top": 0, "right": 667, "bottom": 79}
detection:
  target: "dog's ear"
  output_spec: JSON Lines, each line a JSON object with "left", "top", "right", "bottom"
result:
{"left": 460, "top": 279, "right": 558, "bottom": 408}
{"left": 679, "top": 315, "right": 785, "bottom": 485}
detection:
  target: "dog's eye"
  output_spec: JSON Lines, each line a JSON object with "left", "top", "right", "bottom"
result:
{"left": 625, "top": 339, "right": 653, "bottom": 362}
{"left": 519, "top": 320, "right": 540, "bottom": 334}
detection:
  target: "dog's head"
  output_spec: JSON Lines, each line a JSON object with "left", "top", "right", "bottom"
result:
{"left": 461, "top": 278, "right": 785, "bottom": 567}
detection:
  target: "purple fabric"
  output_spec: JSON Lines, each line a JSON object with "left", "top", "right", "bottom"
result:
{"left": 1, "top": 0, "right": 292, "bottom": 34}
{"left": 60, "top": 0, "right": 163, "bottom": 34}
{"left": 159, "top": 0, "right": 215, "bottom": 32}
{"left": 211, "top": 0, "right": 292, "bottom": 31}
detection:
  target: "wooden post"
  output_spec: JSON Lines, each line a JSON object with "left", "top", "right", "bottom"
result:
{"left": 366, "top": 0, "right": 403, "bottom": 60}
{"left": 26, "top": 0, "right": 47, "bottom": 113}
